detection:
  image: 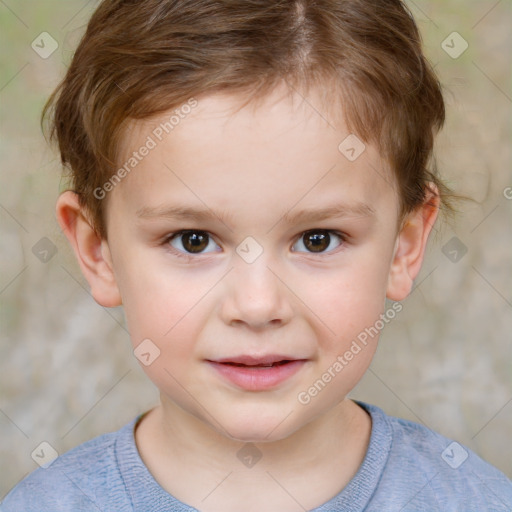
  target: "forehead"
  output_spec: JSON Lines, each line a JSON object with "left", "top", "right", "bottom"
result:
{"left": 111, "top": 84, "right": 398, "bottom": 226}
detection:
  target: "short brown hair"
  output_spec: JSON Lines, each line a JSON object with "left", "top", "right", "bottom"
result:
{"left": 43, "top": 0, "right": 450, "bottom": 239}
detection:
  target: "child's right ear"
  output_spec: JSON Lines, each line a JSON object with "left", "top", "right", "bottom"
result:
{"left": 56, "top": 191, "right": 122, "bottom": 308}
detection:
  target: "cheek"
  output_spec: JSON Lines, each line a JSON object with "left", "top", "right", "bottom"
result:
{"left": 120, "top": 268, "right": 205, "bottom": 394}
{"left": 114, "top": 255, "right": 200, "bottom": 348}
{"left": 306, "top": 258, "right": 391, "bottom": 342}
{"left": 295, "top": 273, "right": 385, "bottom": 413}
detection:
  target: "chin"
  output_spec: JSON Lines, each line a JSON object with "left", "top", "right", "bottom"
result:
{"left": 212, "top": 409, "right": 304, "bottom": 444}
{"left": 224, "top": 426, "right": 290, "bottom": 444}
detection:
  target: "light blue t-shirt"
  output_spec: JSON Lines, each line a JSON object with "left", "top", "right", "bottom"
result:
{"left": 2, "top": 401, "right": 511, "bottom": 511}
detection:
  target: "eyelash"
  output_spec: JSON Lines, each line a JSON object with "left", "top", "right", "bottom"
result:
{"left": 162, "top": 229, "right": 347, "bottom": 260}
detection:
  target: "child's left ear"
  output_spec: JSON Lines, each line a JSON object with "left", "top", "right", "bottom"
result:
{"left": 386, "top": 187, "right": 440, "bottom": 301}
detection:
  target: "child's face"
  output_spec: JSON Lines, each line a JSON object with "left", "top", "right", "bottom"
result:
{"left": 75, "top": 84, "right": 432, "bottom": 442}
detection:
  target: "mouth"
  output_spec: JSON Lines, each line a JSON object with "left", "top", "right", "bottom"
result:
{"left": 219, "top": 360, "right": 294, "bottom": 368}
{"left": 206, "top": 355, "right": 308, "bottom": 390}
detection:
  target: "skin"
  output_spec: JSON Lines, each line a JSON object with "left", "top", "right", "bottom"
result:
{"left": 56, "top": 81, "right": 439, "bottom": 511}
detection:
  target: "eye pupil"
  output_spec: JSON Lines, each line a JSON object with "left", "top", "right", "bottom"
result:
{"left": 183, "top": 232, "right": 208, "bottom": 253}
{"left": 173, "top": 229, "right": 340, "bottom": 257}
{"left": 304, "top": 231, "right": 330, "bottom": 252}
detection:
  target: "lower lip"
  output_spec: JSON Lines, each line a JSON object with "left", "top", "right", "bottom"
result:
{"left": 207, "top": 360, "right": 306, "bottom": 391}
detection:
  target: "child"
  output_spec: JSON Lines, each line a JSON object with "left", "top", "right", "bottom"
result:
{"left": 2, "top": 0, "right": 511, "bottom": 510}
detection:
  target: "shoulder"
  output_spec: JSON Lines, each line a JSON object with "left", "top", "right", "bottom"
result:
{"left": 362, "top": 402, "right": 512, "bottom": 511}
{"left": 0, "top": 420, "right": 137, "bottom": 512}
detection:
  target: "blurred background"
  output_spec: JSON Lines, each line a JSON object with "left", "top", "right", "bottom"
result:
{"left": 0, "top": 0, "right": 511, "bottom": 499}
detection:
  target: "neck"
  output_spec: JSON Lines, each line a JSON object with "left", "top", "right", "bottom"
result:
{"left": 135, "top": 398, "right": 372, "bottom": 511}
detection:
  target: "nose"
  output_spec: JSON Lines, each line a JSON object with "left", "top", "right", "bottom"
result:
{"left": 219, "top": 255, "right": 294, "bottom": 330}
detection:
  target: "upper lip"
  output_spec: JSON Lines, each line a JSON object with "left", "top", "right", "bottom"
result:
{"left": 208, "top": 355, "right": 305, "bottom": 366}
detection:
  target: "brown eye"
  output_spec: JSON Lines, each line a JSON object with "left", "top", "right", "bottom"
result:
{"left": 169, "top": 230, "right": 214, "bottom": 254}
{"left": 182, "top": 232, "right": 209, "bottom": 253}
{"left": 304, "top": 230, "right": 330, "bottom": 252}
{"left": 293, "top": 230, "right": 344, "bottom": 254}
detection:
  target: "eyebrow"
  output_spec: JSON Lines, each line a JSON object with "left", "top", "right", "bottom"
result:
{"left": 280, "top": 203, "right": 375, "bottom": 224}
{"left": 136, "top": 202, "right": 375, "bottom": 226}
